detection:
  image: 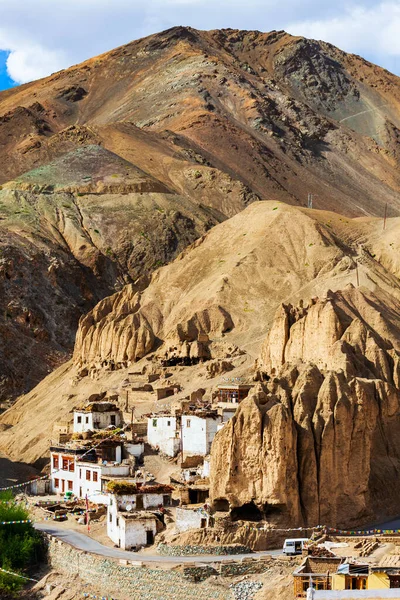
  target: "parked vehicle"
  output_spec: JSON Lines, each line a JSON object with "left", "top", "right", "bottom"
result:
{"left": 282, "top": 538, "right": 309, "bottom": 555}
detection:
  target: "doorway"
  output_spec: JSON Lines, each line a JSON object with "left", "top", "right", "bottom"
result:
{"left": 146, "top": 530, "right": 154, "bottom": 545}
{"left": 136, "top": 495, "right": 144, "bottom": 509}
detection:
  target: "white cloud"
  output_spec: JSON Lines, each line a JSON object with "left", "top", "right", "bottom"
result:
{"left": 286, "top": 2, "right": 400, "bottom": 69}
{"left": 0, "top": 0, "right": 399, "bottom": 84}
{"left": 6, "top": 45, "right": 67, "bottom": 84}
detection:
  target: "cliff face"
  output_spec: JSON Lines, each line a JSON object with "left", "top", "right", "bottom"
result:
{"left": 210, "top": 286, "right": 400, "bottom": 528}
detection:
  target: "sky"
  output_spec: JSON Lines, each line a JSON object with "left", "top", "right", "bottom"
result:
{"left": 0, "top": 0, "right": 400, "bottom": 91}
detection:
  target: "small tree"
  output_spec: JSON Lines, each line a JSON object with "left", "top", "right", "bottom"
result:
{"left": 0, "top": 492, "right": 44, "bottom": 595}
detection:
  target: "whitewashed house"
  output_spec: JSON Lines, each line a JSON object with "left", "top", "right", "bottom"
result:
{"left": 125, "top": 441, "right": 145, "bottom": 460}
{"left": 50, "top": 445, "right": 92, "bottom": 496}
{"left": 181, "top": 412, "right": 219, "bottom": 459}
{"left": 175, "top": 506, "right": 211, "bottom": 533}
{"left": 73, "top": 402, "right": 122, "bottom": 434}
{"left": 75, "top": 460, "right": 130, "bottom": 500}
{"left": 50, "top": 440, "right": 126, "bottom": 500}
{"left": 107, "top": 503, "right": 158, "bottom": 549}
{"left": 147, "top": 415, "right": 180, "bottom": 457}
{"left": 107, "top": 486, "right": 172, "bottom": 549}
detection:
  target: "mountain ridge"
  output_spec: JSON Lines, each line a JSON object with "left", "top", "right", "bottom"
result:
{"left": 1, "top": 25, "right": 400, "bottom": 400}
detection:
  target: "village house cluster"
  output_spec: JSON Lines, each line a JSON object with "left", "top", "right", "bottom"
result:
{"left": 46, "top": 382, "right": 252, "bottom": 549}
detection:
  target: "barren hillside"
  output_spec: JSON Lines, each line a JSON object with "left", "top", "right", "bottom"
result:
{"left": 2, "top": 26, "right": 400, "bottom": 399}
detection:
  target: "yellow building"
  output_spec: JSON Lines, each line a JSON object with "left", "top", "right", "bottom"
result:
{"left": 369, "top": 556, "right": 400, "bottom": 590}
{"left": 294, "top": 557, "right": 400, "bottom": 598}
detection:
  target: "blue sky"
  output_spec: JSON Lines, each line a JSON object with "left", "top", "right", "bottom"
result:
{"left": 0, "top": 0, "right": 399, "bottom": 90}
{"left": 0, "top": 51, "right": 14, "bottom": 90}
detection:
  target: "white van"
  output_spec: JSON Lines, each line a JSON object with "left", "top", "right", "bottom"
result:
{"left": 282, "top": 538, "right": 309, "bottom": 555}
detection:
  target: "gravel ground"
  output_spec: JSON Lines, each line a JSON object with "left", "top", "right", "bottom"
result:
{"left": 230, "top": 581, "right": 263, "bottom": 600}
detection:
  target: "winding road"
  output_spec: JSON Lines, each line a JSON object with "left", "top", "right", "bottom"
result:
{"left": 35, "top": 523, "right": 282, "bottom": 564}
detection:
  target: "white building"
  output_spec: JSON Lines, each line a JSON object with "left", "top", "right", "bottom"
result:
{"left": 180, "top": 456, "right": 211, "bottom": 483}
{"left": 73, "top": 402, "right": 122, "bottom": 434}
{"left": 175, "top": 506, "right": 211, "bottom": 533}
{"left": 107, "top": 503, "right": 158, "bottom": 549}
{"left": 125, "top": 442, "right": 145, "bottom": 460}
{"left": 147, "top": 415, "right": 180, "bottom": 457}
{"left": 181, "top": 413, "right": 219, "bottom": 459}
{"left": 50, "top": 442, "right": 127, "bottom": 500}
{"left": 76, "top": 461, "right": 130, "bottom": 500}
{"left": 107, "top": 488, "right": 171, "bottom": 549}
{"left": 147, "top": 412, "right": 220, "bottom": 459}
{"left": 50, "top": 446, "right": 87, "bottom": 496}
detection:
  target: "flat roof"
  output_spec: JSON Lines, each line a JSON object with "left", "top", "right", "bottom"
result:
{"left": 75, "top": 402, "right": 120, "bottom": 413}
{"left": 217, "top": 385, "right": 253, "bottom": 390}
{"left": 120, "top": 511, "right": 157, "bottom": 521}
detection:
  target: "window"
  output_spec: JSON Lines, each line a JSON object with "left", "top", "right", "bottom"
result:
{"left": 186, "top": 419, "right": 191, "bottom": 428}
{"left": 54, "top": 478, "right": 59, "bottom": 488}
{"left": 69, "top": 460, "right": 75, "bottom": 472}
{"left": 52, "top": 455, "right": 59, "bottom": 469}
{"left": 68, "top": 481, "right": 73, "bottom": 491}
{"left": 167, "top": 420, "right": 171, "bottom": 426}
{"left": 77, "top": 416, "right": 82, "bottom": 424}
{"left": 62, "top": 457, "right": 69, "bottom": 470}
{"left": 79, "top": 469, "right": 82, "bottom": 478}
{"left": 110, "top": 415, "right": 116, "bottom": 425}
{"left": 109, "top": 512, "right": 112, "bottom": 523}
{"left": 85, "top": 416, "right": 89, "bottom": 424}
{"left": 116, "top": 518, "right": 119, "bottom": 527}
{"left": 86, "top": 470, "right": 91, "bottom": 481}
{"left": 93, "top": 472, "right": 98, "bottom": 482}
{"left": 152, "top": 419, "right": 157, "bottom": 427}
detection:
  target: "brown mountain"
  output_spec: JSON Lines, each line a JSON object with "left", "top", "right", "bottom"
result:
{"left": 1, "top": 26, "right": 400, "bottom": 401}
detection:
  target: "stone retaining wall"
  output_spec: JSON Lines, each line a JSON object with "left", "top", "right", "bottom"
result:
{"left": 157, "top": 543, "right": 252, "bottom": 556}
{"left": 46, "top": 535, "right": 233, "bottom": 600}
{"left": 183, "top": 557, "right": 273, "bottom": 581}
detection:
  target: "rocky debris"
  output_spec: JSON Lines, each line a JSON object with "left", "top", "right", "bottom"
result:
{"left": 56, "top": 85, "right": 88, "bottom": 102}
{"left": 230, "top": 581, "right": 263, "bottom": 600}
{"left": 206, "top": 360, "right": 235, "bottom": 379}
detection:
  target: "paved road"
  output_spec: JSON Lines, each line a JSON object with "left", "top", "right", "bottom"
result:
{"left": 35, "top": 523, "right": 282, "bottom": 563}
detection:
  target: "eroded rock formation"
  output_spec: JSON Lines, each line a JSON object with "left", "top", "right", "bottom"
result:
{"left": 210, "top": 286, "right": 400, "bottom": 528}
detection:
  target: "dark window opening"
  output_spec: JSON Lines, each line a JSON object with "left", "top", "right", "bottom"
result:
{"left": 189, "top": 488, "right": 208, "bottom": 504}
{"left": 213, "top": 498, "right": 229, "bottom": 512}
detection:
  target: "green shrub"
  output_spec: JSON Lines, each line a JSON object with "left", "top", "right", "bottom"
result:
{"left": 0, "top": 492, "right": 44, "bottom": 595}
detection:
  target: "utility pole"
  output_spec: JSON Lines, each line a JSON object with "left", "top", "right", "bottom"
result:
{"left": 383, "top": 202, "right": 388, "bottom": 231}
{"left": 307, "top": 193, "right": 318, "bottom": 209}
